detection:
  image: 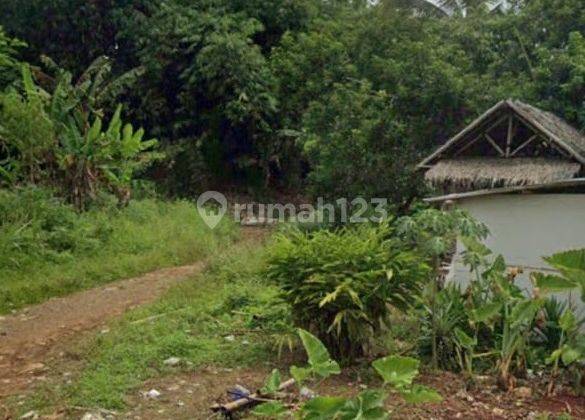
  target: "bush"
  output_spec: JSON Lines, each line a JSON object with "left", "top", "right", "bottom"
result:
{"left": 266, "top": 222, "right": 430, "bottom": 361}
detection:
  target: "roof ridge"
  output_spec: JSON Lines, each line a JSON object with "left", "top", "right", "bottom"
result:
{"left": 417, "top": 100, "right": 585, "bottom": 168}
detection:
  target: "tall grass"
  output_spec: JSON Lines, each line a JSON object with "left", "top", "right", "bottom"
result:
{"left": 0, "top": 187, "right": 237, "bottom": 313}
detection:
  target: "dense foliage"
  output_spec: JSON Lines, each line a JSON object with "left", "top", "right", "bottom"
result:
{"left": 0, "top": 57, "right": 159, "bottom": 209}
{"left": 1, "top": 0, "right": 584, "bottom": 200}
{"left": 266, "top": 222, "right": 430, "bottom": 361}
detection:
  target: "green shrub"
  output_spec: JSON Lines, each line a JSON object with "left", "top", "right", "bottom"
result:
{"left": 266, "top": 223, "right": 430, "bottom": 361}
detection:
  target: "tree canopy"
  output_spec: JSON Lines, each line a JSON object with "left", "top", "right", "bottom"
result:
{"left": 0, "top": 0, "right": 584, "bottom": 202}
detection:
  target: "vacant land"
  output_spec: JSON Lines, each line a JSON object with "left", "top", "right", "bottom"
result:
{"left": 2, "top": 227, "right": 583, "bottom": 420}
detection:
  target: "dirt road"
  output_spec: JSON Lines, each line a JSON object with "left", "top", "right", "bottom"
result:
{"left": 0, "top": 227, "right": 268, "bottom": 397}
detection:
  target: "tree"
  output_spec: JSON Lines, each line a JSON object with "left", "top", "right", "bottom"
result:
{"left": 0, "top": 26, "right": 25, "bottom": 88}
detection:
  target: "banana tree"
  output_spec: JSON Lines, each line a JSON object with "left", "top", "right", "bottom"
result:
{"left": 55, "top": 105, "right": 159, "bottom": 209}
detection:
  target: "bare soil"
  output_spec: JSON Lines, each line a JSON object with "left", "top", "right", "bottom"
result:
{"left": 120, "top": 367, "right": 585, "bottom": 420}
{"left": 0, "top": 227, "right": 267, "bottom": 399}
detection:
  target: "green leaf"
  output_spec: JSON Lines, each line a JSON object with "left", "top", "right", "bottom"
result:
{"left": 559, "top": 309, "right": 577, "bottom": 332}
{"left": 546, "top": 348, "right": 562, "bottom": 365}
{"left": 545, "top": 249, "right": 585, "bottom": 274}
{"left": 87, "top": 117, "right": 102, "bottom": 142}
{"left": 298, "top": 329, "right": 332, "bottom": 366}
{"left": 544, "top": 249, "right": 585, "bottom": 301}
{"left": 313, "top": 360, "right": 341, "bottom": 378}
{"left": 510, "top": 299, "right": 543, "bottom": 330}
{"left": 401, "top": 385, "right": 443, "bottom": 404}
{"left": 338, "top": 390, "right": 388, "bottom": 420}
{"left": 469, "top": 301, "right": 502, "bottom": 323}
{"left": 454, "top": 328, "right": 476, "bottom": 349}
{"left": 297, "top": 329, "right": 341, "bottom": 378}
{"left": 532, "top": 272, "right": 577, "bottom": 293}
{"left": 260, "top": 369, "right": 281, "bottom": 394}
{"left": 302, "top": 396, "right": 347, "bottom": 419}
{"left": 252, "top": 401, "right": 288, "bottom": 417}
{"left": 372, "top": 356, "right": 419, "bottom": 388}
{"left": 290, "top": 365, "right": 311, "bottom": 385}
{"left": 561, "top": 346, "right": 582, "bottom": 365}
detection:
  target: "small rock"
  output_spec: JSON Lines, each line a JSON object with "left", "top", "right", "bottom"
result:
{"left": 145, "top": 389, "right": 161, "bottom": 399}
{"left": 100, "top": 329, "right": 110, "bottom": 334}
{"left": 224, "top": 335, "right": 235, "bottom": 342}
{"left": 513, "top": 386, "right": 532, "bottom": 399}
{"left": 176, "top": 401, "right": 185, "bottom": 407}
{"left": 20, "top": 411, "right": 38, "bottom": 420}
{"left": 241, "top": 340, "right": 250, "bottom": 345}
{"left": 492, "top": 407, "right": 505, "bottom": 417}
{"left": 20, "top": 362, "right": 45, "bottom": 374}
{"left": 163, "top": 357, "right": 181, "bottom": 366}
{"left": 80, "top": 413, "right": 105, "bottom": 420}
{"left": 455, "top": 389, "right": 474, "bottom": 402}
{"left": 300, "top": 386, "right": 316, "bottom": 400}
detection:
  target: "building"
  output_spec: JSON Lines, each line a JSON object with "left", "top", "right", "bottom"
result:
{"left": 418, "top": 99, "right": 585, "bottom": 312}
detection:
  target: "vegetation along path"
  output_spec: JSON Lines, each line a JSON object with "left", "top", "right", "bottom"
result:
{"left": 0, "top": 227, "right": 266, "bottom": 398}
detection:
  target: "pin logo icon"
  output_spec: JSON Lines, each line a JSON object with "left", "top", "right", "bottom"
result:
{"left": 197, "top": 191, "right": 227, "bottom": 229}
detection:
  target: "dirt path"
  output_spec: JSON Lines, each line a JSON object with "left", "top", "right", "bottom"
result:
{"left": 0, "top": 227, "right": 267, "bottom": 398}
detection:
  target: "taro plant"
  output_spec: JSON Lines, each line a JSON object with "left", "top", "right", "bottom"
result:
{"left": 453, "top": 327, "right": 477, "bottom": 377}
{"left": 253, "top": 329, "right": 441, "bottom": 419}
{"left": 545, "top": 307, "right": 584, "bottom": 395}
{"left": 266, "top": 223, "right": 430, "bottom": 362}
{"left": 543, "top": 249, "right": 585, "bottom": 302}
{"left": 460, "top": 248, "right": 583, "bottom": 391}
{"left": 396, "top": 208, "right": 488, "bottom": 369}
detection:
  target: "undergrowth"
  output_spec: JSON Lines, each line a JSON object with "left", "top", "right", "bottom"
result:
{"left": 0, "top": 187, "right": 236, "bottom": 313}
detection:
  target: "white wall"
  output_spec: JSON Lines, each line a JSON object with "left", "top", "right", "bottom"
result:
{"left": 449, "top": 193, "right": 585, "bottom": 316}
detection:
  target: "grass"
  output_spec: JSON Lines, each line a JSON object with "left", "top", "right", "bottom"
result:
{"left": 17, "top": 239, "right": 287, "bottom": 411}
{"left": 0, "top": 187, "right": 237, "bottom": 313}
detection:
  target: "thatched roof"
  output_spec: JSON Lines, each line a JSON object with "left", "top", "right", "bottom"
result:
{"left": 418, "top": 100, "right": 585, "bottom": 168}
{"left": 425, "top": 157, "right": 582, "bottom": 190}
{"left": 512, "top": 101, "right": 585, "bottom": 158}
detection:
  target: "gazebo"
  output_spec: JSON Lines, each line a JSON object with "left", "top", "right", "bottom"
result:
{"left": 418, "top": 99, "right": 585, "bottom": 311}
